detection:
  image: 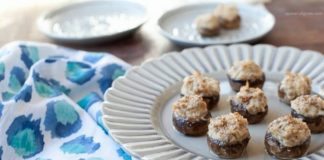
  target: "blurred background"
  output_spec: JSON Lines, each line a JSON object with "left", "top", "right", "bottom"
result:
{"left": 0, "top": 0, "right": 323, "bottom": 64}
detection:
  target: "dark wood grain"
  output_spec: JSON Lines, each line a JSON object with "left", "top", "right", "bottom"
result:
{"left": 261, "top": 0, "right": 324, "bottom": 53}
{"left": 0, "top": 0, "right": 323, "bottom": 65}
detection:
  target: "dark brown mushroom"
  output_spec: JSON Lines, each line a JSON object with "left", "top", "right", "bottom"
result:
{"left": 173, "top": 113, "right": 211, "bottom": 136}
{"left": 207, "top": 136, "right": 250, "bottom": 158}
{"left": 227, "top": 73, "right": 265, "bottom": 92}
{"left": 264, "top": 132, "right": 310, "bottom": 159}
{"left": 230, "top": 99, "right": 268, "bottom": 124}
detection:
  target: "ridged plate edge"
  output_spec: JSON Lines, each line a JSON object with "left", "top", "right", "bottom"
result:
{"left": 102, "top": 44, "right": 324, "bottom": 160}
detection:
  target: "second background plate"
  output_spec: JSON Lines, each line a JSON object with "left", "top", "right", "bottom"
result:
{"left": 158, "top": 2, "right": 275, "bottom": 46}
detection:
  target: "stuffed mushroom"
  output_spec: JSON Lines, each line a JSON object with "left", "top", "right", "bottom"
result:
{"left": 291, "top": 95, "right": 324, "bottom": 133}
{"left": 207, "top": 112, "right": 250, "bottom": 158}
{"left": 278, "top": 72, "right": 311, "bottom": 104}
{"left": 181, "top": 71, "right": 220, "bottom": 110}
{"left": 172, "top": 95, "right": 211, "bottom": 136}
{"left": 227, "top": 60, "right": 265, "bottom": 92}
{"left": 230, "top": 84, "right": 268, "bottom": 124}
{"left": 265, "top": 115, "right": 311, "bottom": 159}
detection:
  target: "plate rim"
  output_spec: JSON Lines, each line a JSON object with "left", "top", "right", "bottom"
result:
{"left": 157, "top": 2, "right": 276, "bottom": 46}
{"left": 37, "top": 0, "right": 148, "bottom": 42}
{"left": 102, "top": 44, "right": 324, "bottom": 160}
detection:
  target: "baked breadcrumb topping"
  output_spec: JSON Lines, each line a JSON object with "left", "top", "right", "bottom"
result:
{"left": 214, "top": 4, "right": 240, "bottom": 21}
{"left": 279, "top": 72, "right": 311, "bottom": 101}
{"left": 208, "top": 112, "right": 250, "bottom": 144}
{"left": 291, "top": 95, "right": 324, "bottom": 117}
{"left": 172, "top": 95, "right": 208, "bottom": 120}
{"left": 234, "top": 85, "right": 267, "bottom": 114}
{"left": 181, "top": 71, "right": 220, "bottom": 97}
{"left": 267, "top": 115, "right": 310, "bottom": 147}
{"left": 227, "top": 60, "right": 263, "bottom": 80}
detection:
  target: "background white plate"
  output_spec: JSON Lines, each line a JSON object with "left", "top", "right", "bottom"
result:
{"left": 102, "top": 44, "right": 324, "bottom": 160}
{"left": 158, "top": 2, "right": 275, "bottom": 46}
{"left": 38, "top": 0, "right": 147, "bottom": 44}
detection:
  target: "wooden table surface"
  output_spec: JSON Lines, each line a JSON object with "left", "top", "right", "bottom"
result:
{"left": 0, "top": 0, "right": 323, "bottom": 65}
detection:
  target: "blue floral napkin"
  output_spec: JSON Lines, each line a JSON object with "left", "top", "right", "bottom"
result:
{"left": 0, "top": 42, "right": 133, "bottom": 160}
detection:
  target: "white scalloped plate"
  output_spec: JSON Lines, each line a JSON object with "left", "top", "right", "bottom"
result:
{"left": 38, "top": 0, "right": 147, "bottom": 44}
{"left": 158, "top": 2, "right": 275, "bottom": 46}
{"left": 102, "top": 44, "right": 324, "bottom": 160}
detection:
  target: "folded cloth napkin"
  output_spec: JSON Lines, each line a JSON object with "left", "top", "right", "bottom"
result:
{"left": 0, "top": 42, "right": 133, "bottom": 160}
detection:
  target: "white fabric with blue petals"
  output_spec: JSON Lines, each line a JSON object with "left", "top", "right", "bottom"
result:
{"left": 0, "top": 42, "right": 133, "bottom": 160}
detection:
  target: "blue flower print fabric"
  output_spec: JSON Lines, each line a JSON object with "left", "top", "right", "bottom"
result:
{"left": 0, "top": 42, "right": 133, "bottom": 160}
